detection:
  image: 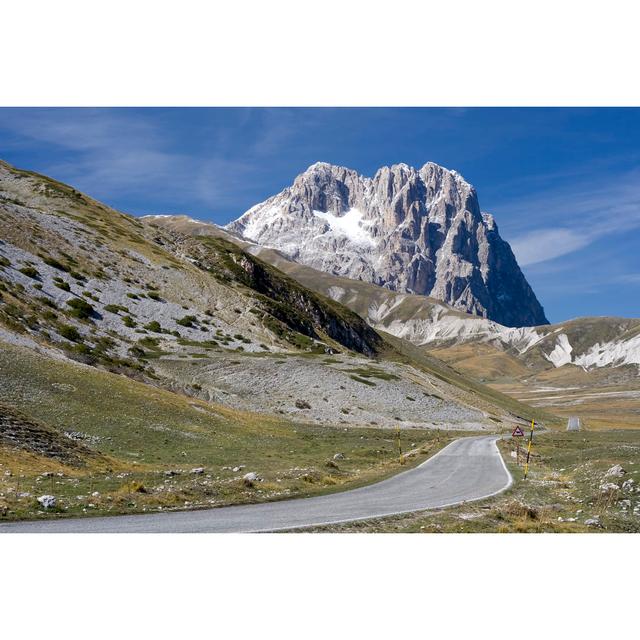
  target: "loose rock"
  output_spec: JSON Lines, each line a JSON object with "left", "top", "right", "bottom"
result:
{"left": 37, "top": 495, "right": 56, "bottom": 509}
{"left": 604, "top": 464, "right": 626, "bottom": 478}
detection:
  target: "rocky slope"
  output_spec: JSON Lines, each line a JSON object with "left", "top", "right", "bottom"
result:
{"left": 154, "top": 215, "right": 640, "bottom": 428}
{"left": 157, "top": 214, "right": 640, "bottom": 376}
{"left": 227, "top": 161, "right": 548, "bottom": 327}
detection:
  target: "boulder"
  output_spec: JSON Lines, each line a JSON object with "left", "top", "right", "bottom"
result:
{"left": 584, "top": 517, "right": 600, "bottom": 527}
{"left": 600, "top": 482, "right": 619, "bottom": 494}
{"left": 604, "top": 465, "right": 626, "bottom": 478}
{"left": 243, "top": 472, "right": 260, "bottom": 482}
{"left": 622, "top": 479, "right": 635, "bottom": 492}
{"left": 333, "top": 453, "right": 345, "bottom": 460}
{"left": 190, "top": 467, "right": 205, "bottom": 474}
{"left": 37, "top": 495, "right": 56, "bottom": 509}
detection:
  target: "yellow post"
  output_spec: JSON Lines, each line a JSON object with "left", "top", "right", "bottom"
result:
{"left": 523, "top": 419, "right": 535, "bottom": 479}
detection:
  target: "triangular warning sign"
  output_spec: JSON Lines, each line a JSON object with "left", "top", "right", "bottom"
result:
{"left": 512, "top": 426, "right": 525, "bottom": 437}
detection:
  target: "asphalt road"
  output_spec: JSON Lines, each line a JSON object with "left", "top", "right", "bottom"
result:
{"left": 0, "top": 435, "right": 512, "bottom": 533}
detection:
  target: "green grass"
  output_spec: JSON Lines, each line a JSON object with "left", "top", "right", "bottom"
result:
{"left": 0, "top": 340, "right": 452, "bottom": 522}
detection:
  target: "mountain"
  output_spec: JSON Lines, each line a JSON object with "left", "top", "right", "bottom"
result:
{"left": 226, "top": 161, "right": 548, "bottom": 328}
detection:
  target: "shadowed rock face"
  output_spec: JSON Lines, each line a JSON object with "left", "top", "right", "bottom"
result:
{"left": 227, "top": 162, "right": 548, "bottom": 328}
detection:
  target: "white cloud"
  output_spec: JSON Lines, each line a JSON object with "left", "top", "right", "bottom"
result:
{"left": 496, "top": 169, "right": 640, "bottom": 267}
{"left": 0, "top": 108, "right": 294, "bottom": 214}
{"left": 510, "top": 228, "right": 592, "bottom": 266}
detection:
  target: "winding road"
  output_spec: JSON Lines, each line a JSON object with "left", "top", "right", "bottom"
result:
{"left": 0, "top": 435, "right": 512, "bottom": 533}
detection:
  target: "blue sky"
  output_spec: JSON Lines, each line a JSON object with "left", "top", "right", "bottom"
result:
{"left": 0, "top": 107, "right": 639, "bottom": 323}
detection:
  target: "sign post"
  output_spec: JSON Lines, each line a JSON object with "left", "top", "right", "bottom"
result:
{"left": 523, "top": 419, "right": 535, "bottom": 479}
{"left": 511, "top": 426, "right": 524, "bottom": 465}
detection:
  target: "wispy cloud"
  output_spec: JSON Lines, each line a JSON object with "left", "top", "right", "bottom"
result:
{"left": 510, "top": 228, "right": 592, "bottom": 266}
{"left": 615, "top": 273, "right": 640, "bottom": 285}
{"left": 496, "top": 169, "right": 640, "bottom": 266}
{"left": 0, "top": 108, "right": 294, "bottom": 216}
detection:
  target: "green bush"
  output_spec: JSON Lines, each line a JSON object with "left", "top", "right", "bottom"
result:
{"left": 104, "top": 304, "right": 125, "bottom": 314}
{"left": 66, "top": 297, "right": 94, "bottom": 320}
{"left": 41, "top": 256, "right": 69, "bottom": 272}
{"left": 138, "top": 336, "right": 160, "bottom": 348}
{"left": 54, "top": 280, "right": 71, "bottom": 292}
{"left": 36, "top": 296, "right": 57, "bottom": 309}
{"left": 176, "top": 315, "right": 197, "bottom": 327}
{"left": 58, "top": 324, "right": 81, "bottom": 342}
{"left": 19, "top": 266, "right": 39, "bottom": 279}
{"left": 122, "top": 316, "right": 136, "bottom": 328}
{"left": 144, "top": 320, "right": 162, "bottom": 332}
{"left": 128, "top": 346, "right": 146, "bottom": 359}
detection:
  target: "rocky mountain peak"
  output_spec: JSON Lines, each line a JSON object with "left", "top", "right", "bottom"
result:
{"left": 227, "top": 161, "right": 548, "bottom": 327}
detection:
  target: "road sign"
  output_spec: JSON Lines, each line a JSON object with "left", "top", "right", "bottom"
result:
{"left": 512, "top": 426, "right": 525, "bottom": 437}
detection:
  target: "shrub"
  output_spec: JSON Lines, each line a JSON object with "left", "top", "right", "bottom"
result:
{"left": 66, "top": 298, "right": 94, "bottom": 319}
{"left": 58, "top": 324, "right": 81, "bottom": 342}
{"left": 126, "top": 293, "right": 139, "bottom": 300}
{"left": 144, "top": 321, "right": 162, "bottom": 332}
{"left": 139, "top": 336, "right": 160, "bottom": 348}
{"left": 41, "top": 256, "right": 69, "bottom": 271}
{"left": 146, "top": 291, "right": 162, "bottom": 301}
{"left": 104, "top": 304, "right": 123, "bottom": 314}
{"left": 122, "top": 316, "right": 136, "bottom": 328}
{"left": 54, "top": 280, "right": 71, "bottom": 292}
{"left": 176, "top": 315, "right": 197, "bottom": 327}
{"left": 0, "top": 256, "right": 10, "bottom": 268}
{"left": 37, "top": 296, "right": 57, "bottom": 309}
{"left": 19, "top": 266, "right": 39, "bottom": 279}
{"left": 128, "top": 346, "right": 146, "bottom": 359}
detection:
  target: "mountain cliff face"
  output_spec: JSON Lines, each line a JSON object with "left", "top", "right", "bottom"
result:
{"left": 227, "top": 162, "right": 548, "bottom": 328}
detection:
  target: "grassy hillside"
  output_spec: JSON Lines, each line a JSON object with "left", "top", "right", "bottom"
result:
{"left": 0, "top": 340, "right": 461, "bottom": 521}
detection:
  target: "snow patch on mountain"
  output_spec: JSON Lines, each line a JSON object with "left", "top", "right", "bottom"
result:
{"left": 545, "top": 334, "right": 573, "bottom": 367}
{"left": 313, "top": 208, "right": 374, "bottom": 246}
{"left": 574, "top": 335, "right": 640, "bottom": 369}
